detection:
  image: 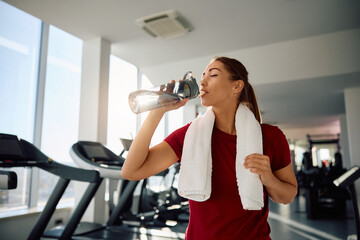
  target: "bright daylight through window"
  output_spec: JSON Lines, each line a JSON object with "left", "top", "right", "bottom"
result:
{"left": 0, "top": 1, "right": 41, "bottom": 211}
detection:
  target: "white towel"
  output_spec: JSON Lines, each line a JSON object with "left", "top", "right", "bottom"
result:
{"left": 178, "top": 103, "right": 264, "bottom": 210}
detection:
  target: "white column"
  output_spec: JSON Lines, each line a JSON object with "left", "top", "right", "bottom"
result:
{"left": 339, "top": 114, "right": 351, "bottom": 169}
{"left": 344, "top": 87, "right": 360, "bottom": 207}
{"left": 75, "top": 37, "right": 111, "bottom": 224}
{"left": 78, "top": 38, "right": 110, "bottom": 144}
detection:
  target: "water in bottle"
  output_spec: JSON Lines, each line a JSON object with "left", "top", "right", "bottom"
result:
{"left": 128, "top": 71, "right": 199, "bottom": 114}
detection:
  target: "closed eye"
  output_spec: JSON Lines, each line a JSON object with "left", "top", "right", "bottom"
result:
{"left": 210, "top": 74, "right": 217, "bottom": 77}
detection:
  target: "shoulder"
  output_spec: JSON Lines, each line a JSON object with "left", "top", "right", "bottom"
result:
{"left": 261, "top": 124, "right": 291, "bottom": 170}
{"left": 164, "top": 123, "right": 191, "bottom": 145}
{"left": 172, "top": 123, "right": 191, "bottom": 136}
{"left": 164, "top": 123, "right": 191, "bottom": 160}
{"left": 261, "top": 124, "right": 286, "bottom": 140}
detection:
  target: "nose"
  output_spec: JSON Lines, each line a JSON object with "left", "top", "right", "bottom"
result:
{"left": 200, "top": 76, "right": 207, "bottom": 86}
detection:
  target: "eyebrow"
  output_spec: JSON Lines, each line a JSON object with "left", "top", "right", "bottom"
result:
{"left": 202, "top": 67, "right": 222, "bottom": 76}
{"left": 209, "top": 67, "right": 221, "bottom": 72}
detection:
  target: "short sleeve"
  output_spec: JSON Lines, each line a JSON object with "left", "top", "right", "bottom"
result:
{"left": 262, "top": 124, "right": 291, "bottom": 172}
{"left": 271, "top": 126, "right": 291, "bottom": 171}
{"left": 164, "top": 123, "right": 190, "bottom": 161}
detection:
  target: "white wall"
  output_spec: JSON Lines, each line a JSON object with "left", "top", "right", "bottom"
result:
{"left": 344, "top": 87, "right": 360, "bottom": 205}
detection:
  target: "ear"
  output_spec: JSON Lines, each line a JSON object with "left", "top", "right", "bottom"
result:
{"left": 233, "top": 80, "right": 244, "bottom": 93}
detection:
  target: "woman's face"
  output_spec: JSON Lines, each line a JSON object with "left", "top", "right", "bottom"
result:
{"left": 200, "top": 60, "right": 240, "bottom": 107}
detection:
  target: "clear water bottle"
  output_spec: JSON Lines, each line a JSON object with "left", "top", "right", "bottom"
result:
{"left": 128, "top": 71, "right": 199, "bottom": 114}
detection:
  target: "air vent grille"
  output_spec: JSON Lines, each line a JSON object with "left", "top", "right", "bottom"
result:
{"left": 136, "top": 10, "right": 192, "bottom": 39}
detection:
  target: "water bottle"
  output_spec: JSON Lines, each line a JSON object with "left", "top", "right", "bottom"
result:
{"left": 128, "top": 71, "right": 199, "bottom": 114}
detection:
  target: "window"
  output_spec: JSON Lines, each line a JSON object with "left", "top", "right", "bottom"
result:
{"left": 107, "top": 56, "right": 137, "bottom": 155}
{"left": 0, "top": 1, "right": 42, "bottom": 211}
{"left": 168, "top": 108, "right": 184, "bottom": 134}
{"left": 38, "top": 25, "right": 83, "bottom": 205}
{"left": 139, "top": 74, "right": 166, "bottom": 146}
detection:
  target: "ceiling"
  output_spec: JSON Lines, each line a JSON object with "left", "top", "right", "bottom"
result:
{"left": 4, "top": 0, "right": 360, "bottom": 140}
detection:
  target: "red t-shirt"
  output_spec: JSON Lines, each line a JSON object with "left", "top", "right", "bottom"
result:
{"left": 164, "top": 123, "right": 291, "bottom": 240}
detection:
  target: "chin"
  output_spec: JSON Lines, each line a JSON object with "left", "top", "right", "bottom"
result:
{"left": 200, "top": 99, "right": 209, "bottom": 107}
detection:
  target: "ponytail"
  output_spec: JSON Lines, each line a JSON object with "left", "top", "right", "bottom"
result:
{"left": 246, "top": 84, "right": 262, "bottom": 124}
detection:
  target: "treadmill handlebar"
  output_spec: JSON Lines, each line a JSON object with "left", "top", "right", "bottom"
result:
{"left": 0, "top": 133, "right": 101, "bottom": 183}
{"left": 37, "top": 161, "right": 100, "bottom": 183}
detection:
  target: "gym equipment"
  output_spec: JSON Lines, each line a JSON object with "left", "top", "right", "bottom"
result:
{"left": 64, "top": 140, "right": 187, "bottom": 239}
{"left": 137, "top": 162, "right": 189, "bottom": 224}
{"left": 0, "top": 133, "right": 101, "bottom": 240}
{"left": 43, "top": 140, "right": 126, "bottom": 239}
{"left": 116, "top": 139, "right": 189, "bottom": 226}
{"left": 0, "top": 170, "right": 17, "bottom": 190}
{"left": 334, "top": 166, "right": 360, "bottom": 240}
{"left": 298, "top": 134, "right": 350, "bottom": 219}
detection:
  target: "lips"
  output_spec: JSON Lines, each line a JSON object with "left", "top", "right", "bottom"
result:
{"left": 200, "top": 89, "right": 208, "bottom": 96}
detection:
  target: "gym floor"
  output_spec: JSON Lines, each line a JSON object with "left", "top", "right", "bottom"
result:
{"left": 69, "top": 193, "right": 355, "bottom": 240}
{"left": 268, "top": 194, "right": 356, "bottom": 240}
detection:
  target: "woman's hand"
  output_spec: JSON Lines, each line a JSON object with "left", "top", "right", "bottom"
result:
{"left": 243, "top": 153, "right": 277, "bottom": 187}
{"left": 153, "top": 79, "right": 189, "bottom": 114}
{"left": 244, "top": 153, "right": 298, "bottom": 204}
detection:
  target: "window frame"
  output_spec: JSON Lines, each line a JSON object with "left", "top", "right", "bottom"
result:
{"left": 28, "top": 22, "right": 50, "bottom": 208}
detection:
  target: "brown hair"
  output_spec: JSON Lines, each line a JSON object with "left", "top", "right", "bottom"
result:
{"left": 213, "top": 56, "right": 262, "bottom": 123}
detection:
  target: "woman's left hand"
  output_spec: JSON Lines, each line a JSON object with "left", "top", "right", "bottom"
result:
{"left": 243, "top": 153, "right": 276, "bottom": 187}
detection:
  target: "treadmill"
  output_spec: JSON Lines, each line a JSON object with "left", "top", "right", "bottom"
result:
{"left": 0, "top": 133, "right": 102, "bottom": 240}
{"left": 66, "top": 140, "right": 186, "bottom": 239}
{"left": 0, "top": 170, "right": 17, "bottom": 190}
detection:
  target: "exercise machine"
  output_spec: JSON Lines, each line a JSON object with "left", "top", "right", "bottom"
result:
{"left": 65, "top": 140, "right": 187, "bottom": 239}
{"left": 137, "top": 162, "right": 189, "bottom": 225}
{"left": 0, "top": 133, "right": 102, "bottom": 240}
{"left": 334, "top": 166, "right": 360, "bottom": 240}
{"left": 298, "top": 134, "right": 350, "bottom": 219}
{"left": 0, "top": 170, "right": 17, "bottom": 190}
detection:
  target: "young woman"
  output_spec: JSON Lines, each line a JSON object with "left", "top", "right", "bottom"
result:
{"left": 121, "top": 56, "right": 298, "bottom": 239}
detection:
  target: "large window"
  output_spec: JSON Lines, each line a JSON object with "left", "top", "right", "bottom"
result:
{"left": 38, "top": 25, "right": 82, "bottom": 205}
{"left": 140, "top": 75, "right": 166, "bottom": 146}
{"left": 107, "top": 64, "right": 183, "bottom": 151}
{"left": 0, "top": 1, "right": 42, "bottom": 211}
{"left": 107, "top": 56, "right": 137, "bottom": 154}
{"left": 168, "top": 109, "right": 184, "bottom": 134}
{"left": 0, "top": 1, "right": 82, "bottom": 212}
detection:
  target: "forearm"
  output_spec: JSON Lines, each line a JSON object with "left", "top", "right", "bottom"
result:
{"left": 244, "top": 154, "right": 298, "bottom": 205}
{"left": 264, "top": 175, "right": 297, "bottom": 204}
{"left": 121, "top": 109, "right": 165, "bottom": 179}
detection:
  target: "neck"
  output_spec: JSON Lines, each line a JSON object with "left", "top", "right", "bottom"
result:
{"left": 213, "top": 104, "right": 238, "bottom": 135}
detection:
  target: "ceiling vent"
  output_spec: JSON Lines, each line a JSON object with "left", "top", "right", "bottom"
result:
{"left": 136, "top": 10, "right": 193, "bottom": 39}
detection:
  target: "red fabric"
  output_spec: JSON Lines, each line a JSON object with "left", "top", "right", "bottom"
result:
{"left": 164, "top": 123, "right": 291, "bottom": 240}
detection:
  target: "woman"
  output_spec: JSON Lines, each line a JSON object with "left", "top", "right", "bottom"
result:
{"left": 121, "top": 56, "right": 298, "bottom": 239}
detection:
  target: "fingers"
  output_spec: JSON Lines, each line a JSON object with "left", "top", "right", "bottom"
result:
{"left": 164, "top": 79, "right": 181, "bottom": 93}
{"left": 244, "top": 154, "right": 269, "bottom": 166}
{"left": 244, "top": 154, "right": 280, "bottom": 188}
{"left": 172, "top": 98, "right": 189, "bottom": 109}
{"left": 243, "top": 154, "right": 270, "bottom": 173}
{"left": 161, "top": 98, "right": 189, "bottom": 113}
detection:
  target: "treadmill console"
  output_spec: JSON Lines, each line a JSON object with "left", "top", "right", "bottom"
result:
{"left": 0, "top": 134, "right": 25, "bottom": 160}
{"left": 81, "top": 143, "right": 109, "bottom": 160}
{"left": 77, "top": 141, "right": 124, "bottom": 166}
